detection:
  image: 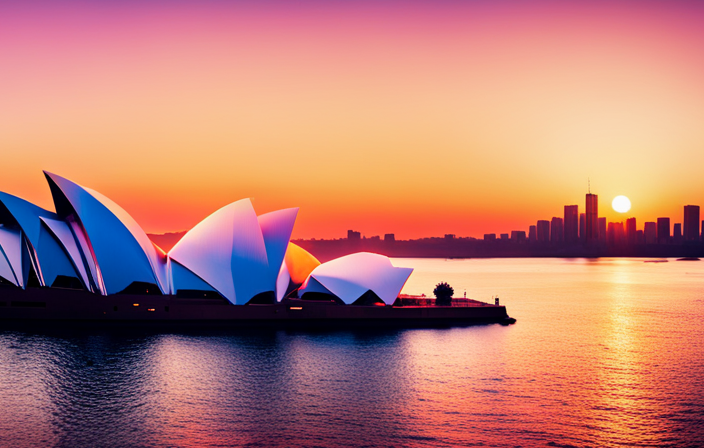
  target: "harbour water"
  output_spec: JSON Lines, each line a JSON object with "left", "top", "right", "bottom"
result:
{"left": 1, "top": 258, "right": 703, "bottom": 447}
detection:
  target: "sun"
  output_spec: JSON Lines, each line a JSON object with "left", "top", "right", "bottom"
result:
{"left": 612, "top": 195, "right": 631, "bottom": 213}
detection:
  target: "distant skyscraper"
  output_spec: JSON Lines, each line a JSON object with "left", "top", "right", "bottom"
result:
{"left": 537, "top": 220, "right": 550, "bottom": 243}
{"left": 384, "top": 233, "right": 395, "bottom": 242}
{"left": 644, "top": 222, "right": 657, "bottom": 244}
{"left": 511, "top": 230, "right": 526, "bottom": 243}
{"left": 598, "top": 217, "right": 606, "bottom": 243}
{"left": 585, "top": 193, "right": 598, "bottom": 243}
{"left": 657, "top": 218, "right": 670, "bottom": 244}
{"left": 636, "top": 229, "right": 644, "bottom": 244}
{"left": 626, "top": 217, "right": 637, "bottom": 245}
{"left": 551, "top": 217, "right": 564, "bottom": 243}
{"left": 683, "top": 205, "right": 700, "bottom": 242}
{"left": 528, "top": 225, "right": 537, "bottom": 242}
{"left": 500, "top": 233, "right": 509, "bottom": 241}
{"left": 484, "top": 233, "right": 496, "bottom": 241}
{"left": 347, "top": 230, "right": 361, "bottom": 241}
{"left": 673, "top": 223, "right": 682, "bottom": 245}
{"left": 579, "top": 213, "right": 586, "bottom": 242}
{"left": 614, "top": 222, "right": 625, "bottom": 245}
{"left": 564, "top": 205, "right": 578, "bottom": 243}
{"left": 607, "top": 222, "right": 625, "bottom": 245}
{"left": 606, "top": 222, "right": 625, "bottom": 245}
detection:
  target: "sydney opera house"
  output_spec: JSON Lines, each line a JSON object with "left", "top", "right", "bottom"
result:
{"left": 0, "top": 172, "right": 510, "bottom": 325}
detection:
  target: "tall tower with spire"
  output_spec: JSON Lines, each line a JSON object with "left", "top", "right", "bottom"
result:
{"left": 585, "top": 180, "right": 598, "bottom": 243}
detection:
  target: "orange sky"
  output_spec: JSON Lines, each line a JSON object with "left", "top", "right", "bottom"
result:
{"left": 2, "top": 1, "right": 704, "bottom": 239}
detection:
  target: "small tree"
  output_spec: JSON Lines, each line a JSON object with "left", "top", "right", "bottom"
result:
{"left": 433, "top": 282, "right": 454, "bottom": 306}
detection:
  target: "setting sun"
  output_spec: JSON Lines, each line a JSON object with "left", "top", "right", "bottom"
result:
{"left": 612, "top": 196, "right": 632, "bottom": 213}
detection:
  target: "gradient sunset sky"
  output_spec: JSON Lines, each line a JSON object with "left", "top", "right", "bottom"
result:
{"left": 2, "top": 0, "right": 704, "bottom": 239}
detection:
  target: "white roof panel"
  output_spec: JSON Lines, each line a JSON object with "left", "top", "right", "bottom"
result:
{"left": 300, "top": 252, "right": 413, "bottom": 305}
{"left": 0, "top": 192, "right": 79, "bottom": 287}
{"left": 276, "top": 260, "right": 291, "bottom": 302}
{"left": 40, "top": 217, "right": 91, "bottom": 289}
{"left": 170, "top": 259, "right": 217, "bottom": 293}
{"left": 0, "top": 192, "right": 55, "bottom": 248}
{"left": 169, "top": 199, "right": 271, "bottom": 304}
{"left": 0, "top": 231, "right": 18, "bottom": 286}
{"left": 44, "top": 172, "right": 167, "bottom": 295}
{"left": 36, "top": 224, "right": 81, "bottom": 288}
{"left": 0, "top": 227, "right": 24, "bottom": 288}
{"left": 258, "top": 208, "right": 298, "bottom": 289}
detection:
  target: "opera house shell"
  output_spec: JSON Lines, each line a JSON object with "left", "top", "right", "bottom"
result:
{"left": 0, "top": 172, "right": 413, "bottom": 306}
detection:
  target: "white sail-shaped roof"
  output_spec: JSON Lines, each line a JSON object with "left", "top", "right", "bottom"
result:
{"left": 0, "top": 172, "right": 418, "bottom": 304}
{"left": 0, "top": 242, "right": 17, "bottom": 286}
{"left": 36, "top": 224, "right": 82, "bottom": 288}
{"left": 284, "top": 242, "right": 321, "bottom": 285}
{"left": 0, "top": 192, "right": 54, "bottom": 248}
{"left": 40, "top": 217, "right": 91, "bottom": 289}
{"left": 258, "top": 208, "right": 298, "bottom": 299}
{"left": 276, "top": 261, "right": 291, "bottom": 302}
{"left": 0, "top": 227, "right": 24, "bottom": 288}
{"left": 44, "top": 172, "right": 169, "bottom": 295}
{"left": 299, "top": 274, "right": 336, "bottom": 296}
{"left": 299, "top": 252, "right": 413, "bottom": 305}
{"left": 169, "top": 199, "right": 271, "bottom": 304}
{"left": 0, "top": 192, "right": 83, "bottom": 287}
{"left": 169, "top": 259, "right": 217, "bottom": 294}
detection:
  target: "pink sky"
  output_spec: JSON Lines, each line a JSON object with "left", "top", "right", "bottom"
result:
{"left": 2, "top": 1, "right": 704, "bottom": 238}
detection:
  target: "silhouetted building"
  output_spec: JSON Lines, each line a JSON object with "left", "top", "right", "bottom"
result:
{"left": 607, "top": 222, "right": 614, "bottom": 245}
{"left": 683, "top": 205, "right": 700, "bottom": 242}
{"left": 511, "top": 230, "right": 526, "bottom": 243}
{"left": 500, "top": 233, "right": 509, "bottom": 241}
{"left": 444, "top": 234, "right": 455, "bottom": 240}
{"left": 657, "top": 218, "right": 670, "bottom": 244}
{"left": 564, "top": 205, "right": 578, "bottom": 244}
{"left": 484, "top": 233, "right": 496, "bottom": 242}
{"left": 384, "top": 233, "right": 395, "bottom": 242}
{"left": 644, "top": 222, "right": 657, "bottom": 244}
{"left": 636, "top": 229, "right": 644, "bottom": 244}
{"left": 347, "top": 230, "right": 361, "bottom": 241}
{"left": 579, "top": 213, "right": 586, "bottom": 242}
{"left": 626, "top": 217, "right": 637, "bottom": 245}
{"left": 607, "top": 221, "right": 625, "bottom": 246}
{"left": 528, "top": 225, "right": 537, "bottom": 242}
{"left": 673, "top": 223, "right": 682, "bottom": 245}
{"left": 551, "top": 217, "right": 564, "bottom": 243}
{"left": 370, "top": 235, "right": 380, "bottom": 242}
{"left": 598, "top": 217, "right": 606, "bottom": 243}
{"left": 537, "top": 220, "right": 550, "bottom": 243}
{"left": 615, "top": 222, "right": 625, "bottom": 244}
{"left": 586, "top": 193, "right": 598, "bottom": 243}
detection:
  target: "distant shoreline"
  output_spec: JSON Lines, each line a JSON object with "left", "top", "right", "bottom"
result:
{"left": 147, "top": 231, "right": 704, "bottom": 263}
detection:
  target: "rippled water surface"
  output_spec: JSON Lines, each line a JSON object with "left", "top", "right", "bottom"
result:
{"left": 1, "top": 258, "right": 704, "bottom": 447}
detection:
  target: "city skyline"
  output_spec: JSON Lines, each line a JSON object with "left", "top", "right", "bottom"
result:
{"left": 282, "top": 195, "right": 704, "bottom": 263}
{"left": 305, "top": 198, "right": 703, "bottom": 245}
{"left": 2, "top": 1, "right": 704, "bottom": 239}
